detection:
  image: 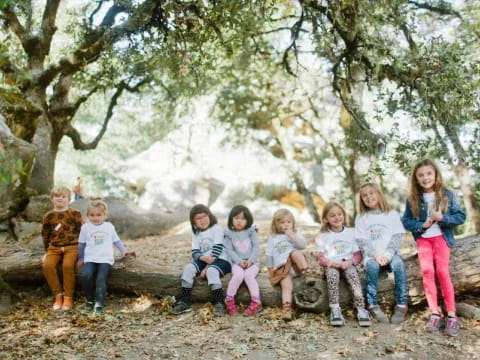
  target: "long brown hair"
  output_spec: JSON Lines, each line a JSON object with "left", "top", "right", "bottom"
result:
{"left": 271, "top": 208, "right": 296, "bottom": 234}
{"left": 357, "top": 183, "right": 393, "bottom": 215}
{"left": 320, "top": 202, "right": 347, "bottom": 232}
{"left": 408, "top": 159, "right": 448, "bottom": 219}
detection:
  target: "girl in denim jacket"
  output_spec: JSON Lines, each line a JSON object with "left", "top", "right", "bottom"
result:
{"left": 402, "top": 159, "right": 466, "bottom": 337}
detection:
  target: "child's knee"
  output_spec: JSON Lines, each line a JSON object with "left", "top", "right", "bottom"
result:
{"left": 390, "top": 255, "right": 405, "bottom": 271}
{"left": 366, "top": 260, "right": 379, "bottom": 274}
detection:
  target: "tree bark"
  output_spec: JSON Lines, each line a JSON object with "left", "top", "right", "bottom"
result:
{"left": 1, "top": 234, "right": 479, "bottom": 312}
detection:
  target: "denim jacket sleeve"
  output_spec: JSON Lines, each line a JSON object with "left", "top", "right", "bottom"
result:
{"left": 401, "top": 200, "right": 426, "bottom": 235}
{"left": 439, "top": 190, "right": 466, "bottom": 228}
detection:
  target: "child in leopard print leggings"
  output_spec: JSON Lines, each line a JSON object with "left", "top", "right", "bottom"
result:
{"left": 316, "top": 202, "right": 371, "bottom": 327}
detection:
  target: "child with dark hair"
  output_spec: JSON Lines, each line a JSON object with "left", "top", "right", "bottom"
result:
{"left": 170, "top": 204, "right": 231, "bottom": 317}
{"left": 224, "top": 205, "right": 262, "bottom": 316}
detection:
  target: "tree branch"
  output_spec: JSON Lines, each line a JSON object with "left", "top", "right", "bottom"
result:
{"left": 38, "top": 0, "right": 61, "bottom": 61}
{"left": 65, "top": 78, "right": 150, "bottom": 150}
{"left": 407, "top": 1, "right": 462, "bottom": 19}
{"left": 0, "top": 6, "right": 26, "bottom": 42}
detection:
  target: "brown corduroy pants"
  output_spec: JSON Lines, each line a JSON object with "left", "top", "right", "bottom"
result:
{"left": 42, "top": 245, "right": 78, "bottom": 297}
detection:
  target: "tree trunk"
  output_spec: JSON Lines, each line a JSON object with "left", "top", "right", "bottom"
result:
{"left": 293, "top": 174, "right": 321, "bottom": 223}
{"left": 1, "top": 234, "right": 479, "bottom": 312}
{"left": 453, "top": 163, "right": 480, "bottom": 234}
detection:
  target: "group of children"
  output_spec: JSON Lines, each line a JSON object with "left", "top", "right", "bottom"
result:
{"left": 41, "top": 159, "right": 465, "bottom": 337}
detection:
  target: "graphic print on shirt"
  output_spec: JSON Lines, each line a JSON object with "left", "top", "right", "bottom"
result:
{"left": 275, "top": 239, "right": 292, "bottom": 254}
{"left": 234, "top": 238, "right": 251, "bottom": 253}
{"left": 199, "top": 237, "right": 213, "bottom": 254}
{"left": 367, "top": 223, "right": 387, "bottom": 242}
{"left": 92, "top": 231, "right": 107, "bottom": 246}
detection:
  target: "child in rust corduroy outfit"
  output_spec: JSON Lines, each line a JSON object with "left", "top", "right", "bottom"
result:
{"left": 42, "top": 186, "right": 83, "bottom": 310}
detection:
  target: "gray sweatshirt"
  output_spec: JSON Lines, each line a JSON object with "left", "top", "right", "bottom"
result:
{"left": 224, "top": 227, "right": 259, "bottom": 265}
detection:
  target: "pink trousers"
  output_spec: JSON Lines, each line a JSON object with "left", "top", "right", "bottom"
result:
{"left": 417, "top": 235, "right": 455, "bottom": 313}
{"left": 226, "top": 264, "right": 260, "bottom": 302}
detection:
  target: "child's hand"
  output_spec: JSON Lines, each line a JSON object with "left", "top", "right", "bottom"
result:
{"left": 41, "top": 254, "right": 46, "bottom": 264}
{"left": 430, "top": 210, "right": 443, "bottom": 222}
{"left": 285, "top": 229, "right": 297, "bottom": 242}
{"left": 340, "top": 260, "right": 352, "bottom": 270}
{"left": 76, "top": 260, "right": 84, "bottom": 270}
{"left": 122, "top": 251, "right": 135, "bottom": 258}
{"left": 245, "top": 261, "right": 253, "bottom": 268}
{"left": 423, "top": 217, "right": 434, "bottom": 229}
{"left": 376, "top": 256, "right": 389, "bottom": 266}
{"left": 200, "top": 267, "right": 208, "bottom": 278}
{"left": 201, "top": 255, "right": 215, "bottom": 264}
{"left": 239, "top": 260, "right": 248, "bottom": 268}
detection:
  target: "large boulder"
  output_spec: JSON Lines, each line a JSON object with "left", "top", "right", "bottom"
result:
{"left": 71, "top": 196, "right": 185, "bottom": 239}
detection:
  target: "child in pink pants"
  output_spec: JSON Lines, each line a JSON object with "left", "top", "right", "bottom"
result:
{"left": 224, "top": 205, "right": 262, "bottom": 316}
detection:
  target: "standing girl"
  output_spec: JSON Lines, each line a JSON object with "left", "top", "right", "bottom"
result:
{"left": 402, "top": 159, "right": 466, "bottom": 336}
{"left": 170, "top": 204, "right": 231, "bottom": 317}
{"left": 224, "top": 205, "right": 262, "bottom": 316}
{"left": 76, "top": 200, "right": 129, "bottom": 315}
{"left": 355, "top": 183, "right": 408, "bottom": 324}
{"left": 316, "top": 202, "right": 371, "bottom": 327}
{"left": 266, "top": 208, "right": 310, "bottom": 321}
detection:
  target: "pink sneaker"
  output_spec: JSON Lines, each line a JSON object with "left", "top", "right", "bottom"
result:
{"left": 225, "top": 299, "right": 238, "bottom": 315}
{"left": 244, "top": 301, "right": 262, "bottom": 316}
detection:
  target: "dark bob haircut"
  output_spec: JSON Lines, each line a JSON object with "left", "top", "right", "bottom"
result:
{"left": 227, "top": 205, "right": 254, "bottom": 231}
{"left": 189, "top": 204, "right": 217, "bottom": 233}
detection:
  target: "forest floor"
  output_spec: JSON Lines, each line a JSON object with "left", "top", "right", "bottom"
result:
{"left": 1, "top": 220, "right": 479, "bottom": 360}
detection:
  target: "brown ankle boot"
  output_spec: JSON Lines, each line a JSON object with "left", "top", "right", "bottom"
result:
{"left": 282, "top": 302, "right": 293, "bottom": 321}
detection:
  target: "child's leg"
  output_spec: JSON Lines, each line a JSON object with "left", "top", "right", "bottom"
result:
{"left": 290, "top": 250, "right": 308, "bottom": 271}
{"left": 280, "top": 274, "right": 293, "bottom": 304}
{"left": 243, "top": 264, "right": 260, "bottom": 303}
{"left": 94, "top": 263, "right": 112, "bottom": 307}
{"left": 62, "top": 245, "right": 79, "bottom": 298}
{"left": 417, "top": 237, "right": 438, "bottom": 313}
{"left": 344, "top": 266, "right": 365, "bottom": 309}
{"left": 226, "top": 264, "right": 246, "bottom": 300}
{"left": 179, "top": 262, "right": 200, "bottom": 303}
{"left": 388, "top": 254, "right": 408, "bottom": 306}
{"left": 325, "top": 267, "right": 341, "bottom": 306}
{"left": 365, "top": 259, "right": 381, "bottom": 306}
{"left": 80, "top": 262, "right": 97, "bottom": 303}
{"left": 432, "top": 236, "right": 455, "bottom": 314}
{"left": 42, "top": 247, "right": 63, "bottom": 296}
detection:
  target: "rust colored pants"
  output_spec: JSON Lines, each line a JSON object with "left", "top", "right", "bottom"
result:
{"left": 42, "top": 245, "right": 78, "bottom": 297}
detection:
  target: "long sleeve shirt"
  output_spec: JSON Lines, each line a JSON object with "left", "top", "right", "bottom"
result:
{"left": 191, "top": 224, "right": 229, "bottom": 263}
{"left": 78, "top": 221, "right": 125, "bottom": 265}
{"left": 224, "top": 226, "right": 260, "bottom": 265}
{"left": 42, "top": 208, "right": 83, "bottom": 250}
{"left": 265, "top": 232, "right": 306, "bottom": 269}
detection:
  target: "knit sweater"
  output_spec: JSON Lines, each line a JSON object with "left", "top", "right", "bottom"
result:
{"left": 42, "top": 208, "right": 83, "bottom": 250}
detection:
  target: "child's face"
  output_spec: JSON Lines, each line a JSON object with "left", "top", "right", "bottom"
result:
{"left": 193, "top": 212, "right": 210, "bottom": 231}
{"left": 360, "top": 186, "right": 379, "bottom": 210}
{"left": 52, "top": 193, "right": 69, "bottom": 210}
{"left": 416, "top": 165, "right": 436, "bottom": 192}
{"left": 277, "top": 216, "right": 293, "bottom": 233}
{"left": 232, "top": 212, "right": 247, "bottom": 231}
{"left": 325, "top": 206, "right": 344, "bottom": 231}
{"left": 87, "top": 207, "right": 106, "bottom": 225}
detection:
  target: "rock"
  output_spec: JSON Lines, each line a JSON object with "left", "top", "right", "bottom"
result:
{"left": 22, "top": 195, "right": 51, "bottom": 222}
{"left": 11, "top": 218, "right": 42, "bottom": 243}
{"left": 71, "top": 196, "right": 184, "bottom": 239}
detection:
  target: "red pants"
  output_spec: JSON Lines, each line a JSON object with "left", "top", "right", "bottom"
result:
{"left": 417, "top": 235, "right": 455, "bottom": 313}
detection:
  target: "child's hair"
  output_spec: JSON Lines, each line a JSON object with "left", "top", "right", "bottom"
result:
{"left": 50, "top": 186, "right": 71, "bottom": 200}
{"left": 408, "top": 158, "right": 448, "bottom": 218}
{"left": 189, "top": 204, "right": 217, "bottom": 233}
{"left": 87, "top": 199, "right": 108, "bottom": 216}
{"left": 227, "top": 205, "right": 253, "bottom": 231}
{"left": 320, "top": 202, "right": 347, "bottom": 232}
{"left": 271, "top": 208, "right": 296, "bottom": 234}
{"left": 357, "top": 183, "right": 393, "bottom": 215}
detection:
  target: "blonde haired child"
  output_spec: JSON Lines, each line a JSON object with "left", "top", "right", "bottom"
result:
{"left": 266, "top": 208, "right": 310, "bottom": 321}
{"left": 42, "top": 186, "right": 83, "bottom": 310}
{"left": 355, "top": 183, "right": 408, "bottom": 324}
{"left": 316, "top": 202, "right": 371, "bottom": 327}
{"left": 402, "top": 159, "right": 465, "bottom": 336}
{"left": 76, "top": 200, "right": 129, "bottom": 315}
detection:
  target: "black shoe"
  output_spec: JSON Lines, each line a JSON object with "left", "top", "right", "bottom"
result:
{"left": 214, "top": 302, "right": 226, "bottom": 317}
{"left": 170, "top": 301, "right": 192, "bottom": 315}
{"left": 81, "top": 302, "right": 94, "bottom": 315}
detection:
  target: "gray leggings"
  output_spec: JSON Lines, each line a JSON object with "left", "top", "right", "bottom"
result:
{"left": 325, "top": 265, "right": 365, "bottom": 309}
{"left": 181, "top": 263, "right": 222, "bottom": 290}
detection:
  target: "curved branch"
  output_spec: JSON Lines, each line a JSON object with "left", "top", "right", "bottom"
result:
{"left": 407, "top": 1, "right": 462, "bottom": 19}
{"left": 0, "top": 6, "right": 26, "bottom": 42}
{"left": 38, "top": 0, "right": 61, "bottom": 61}
{"left": 65, "top": 78, "right": 150, "bottom": 150}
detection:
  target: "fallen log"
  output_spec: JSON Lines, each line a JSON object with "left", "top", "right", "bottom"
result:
{"left": 0, "top": 234, "right": 478, "bottom": 313}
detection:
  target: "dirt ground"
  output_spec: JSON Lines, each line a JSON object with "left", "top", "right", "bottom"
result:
{"left": 1, "top": 219, "right": 479, "bottom": 360}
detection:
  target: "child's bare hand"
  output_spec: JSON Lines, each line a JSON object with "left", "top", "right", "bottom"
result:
{"left": 423, "top": 217, "right": 434, "bottom": 229}
{"left": 239, "top": 260, "right": 248, "bottom": 268}
{"left": 76, "top": 260, "right": 84, "bottom": 270}
{"left": 377, "top": 256, "right": 389, "bottom": 266}
{"left": 201, "top": 256, "right": 215, "bottom": 264}
{"left": 245, "top": 261, "right": 253, "bottom": 268}
{"left": 41, "top": 254, "right": 46, "bottom": 264}
{"left": 200, "top": 268, "right": 207, "bottom": 278}
{"left": 340, "top": 260, "right": 352, "bottom": 270}
{"left": 285, "top": 229, "right": 297, "bottom": 241}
